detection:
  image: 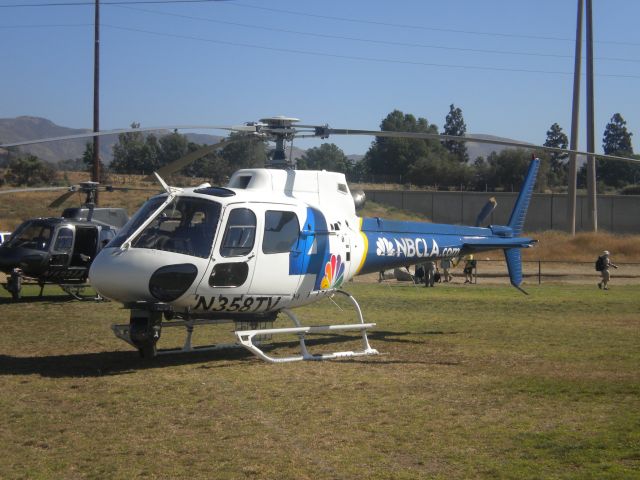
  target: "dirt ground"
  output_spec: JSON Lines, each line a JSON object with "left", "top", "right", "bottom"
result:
{"left": 354, "top": 260, "right": 640, "bottom": 286}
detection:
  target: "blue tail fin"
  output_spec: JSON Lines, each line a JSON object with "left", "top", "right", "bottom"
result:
{"left": 504, "top": 158, "right": 539, "bottom": 291}
{"left": 507, "top": 158, "right": 540, "bottom": 236}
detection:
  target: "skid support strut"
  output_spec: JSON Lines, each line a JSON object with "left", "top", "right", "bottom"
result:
{"left": 235, "top": 290, "right": 379, "bottom": 363}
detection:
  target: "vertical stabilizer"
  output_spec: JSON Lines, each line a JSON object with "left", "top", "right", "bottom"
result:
{"left": 504, "top": 248, "right": 526, "bottom": 290}
{"left": 507, "top": 158, "right": 540, "bottom": 236}
{"left": 504, "top": 158, "right": 539, "bottom": 292}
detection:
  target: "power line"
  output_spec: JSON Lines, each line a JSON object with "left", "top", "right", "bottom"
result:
{"left": 112, "top": 4, "right": 640, "bottom": 64}
{"left": 0, "top": 23, "right": 91, "bottom": 27}
{"left": 101, "top": 23, "right": 640, "bottom": 79}
{"left": 228, "top": 2, "right": 640, "bottom": 48}
{"left": 4, "top": 0, "right": 640, "bottom": 48}
{"left": 0, "top": 0, "right": 229, "bottom": 7}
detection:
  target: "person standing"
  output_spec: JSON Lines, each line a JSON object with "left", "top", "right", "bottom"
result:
{"left": 424, "top": 260, "right": 436, "bottom": 287}
{"left": 440, "top": 257, "right": 453, "bottom": 282}
{"left": 463, "top": 254, "right": 476, "bottom": 284}
{"left": 597, "top": 250, "right": 618, "bottom": 290}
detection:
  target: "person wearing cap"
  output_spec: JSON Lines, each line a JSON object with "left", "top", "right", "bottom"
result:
{"left": 598, "top": 250, "right": 618, "bottom": 290}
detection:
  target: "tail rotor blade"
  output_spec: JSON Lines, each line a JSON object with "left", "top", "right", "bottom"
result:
{"left": 475, "top": 197, "right": 497, "bottom": 227}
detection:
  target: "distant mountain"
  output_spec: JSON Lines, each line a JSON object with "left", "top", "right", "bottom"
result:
{"left": 0, "top": 116, "right": 116, "bottom": 163}
{"left": 466, "top": 134, "right": 534, "bottom": 161}
{"left": 0, "top": 117, "right": 225, "bottom": 165}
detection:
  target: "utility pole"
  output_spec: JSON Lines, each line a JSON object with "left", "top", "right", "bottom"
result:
{"left": 585, "top": 0, "right": 597, "bottom": 231}
{"left": 566, "top": 0, "right": 583, "bottom": 235}
{"left": 92, "top": 0, "right": 101, "bottom": 204}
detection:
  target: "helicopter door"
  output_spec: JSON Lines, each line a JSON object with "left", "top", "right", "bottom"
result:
{"left": 70, "top": 226, "right": 98, "bottom": 267}
{"left": 249, "top": 208, "right": 301, "bottom": 296}
{"left": 196, "top": 206, "right": 257, "bottom": 299}
{"left": 49, "top": 226, "right": 74, "bottom": 268}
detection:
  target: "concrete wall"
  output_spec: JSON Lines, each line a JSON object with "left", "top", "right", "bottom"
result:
{"left": 364, "top": 190, "right": 640, "bottom": 233}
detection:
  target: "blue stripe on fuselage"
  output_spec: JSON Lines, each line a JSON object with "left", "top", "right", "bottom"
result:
{"left": 357, "top": 217, "right": 531, "bottom": 275}
{"left": 289, "top": 207, "right": 331, "bottom": 289}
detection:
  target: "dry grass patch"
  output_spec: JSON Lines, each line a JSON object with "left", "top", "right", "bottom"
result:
{"left": 0, "top": 283, "right": 638, "bottom": 479}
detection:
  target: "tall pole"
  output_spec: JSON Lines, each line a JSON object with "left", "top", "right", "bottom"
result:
{"left": 586, "top": 0, "right": 597, "bottom": 231}
{"left": 92, "top": 0, "right": 100, "bottom": 204}
{"left": 566, "top": 0, "right": 583, "bottom": 235}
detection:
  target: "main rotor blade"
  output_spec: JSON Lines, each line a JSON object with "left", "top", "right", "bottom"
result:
{"left": 0, "top": 125, "right": 235, "bottom": 148}
{"left": 0, "top": 186, "right": 68, "bottom": 195}
{"left": 154, "top": 137, "right": 236, "bottom": 178}
{"left": 49, "top": 190, "right": 77, "bottom": 208}
{"left": 320, "top": 128, "right": 639, "bottom": 164}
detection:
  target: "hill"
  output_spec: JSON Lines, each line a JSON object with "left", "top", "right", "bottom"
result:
{"left": 0, "top": 117, "right": 225, "bottom": 164}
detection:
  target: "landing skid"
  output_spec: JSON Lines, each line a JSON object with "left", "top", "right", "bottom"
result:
{"left": 236, "top": 291, "right": 378, "bottom": 363}
{"left": 111, "top": 290, "right": 379, "bottom": 362}
{"left": 111, "top": 318, "right": 243, "bottom": 355}
{"left": 60, "top": 284, "right": 103, "bottom": 301}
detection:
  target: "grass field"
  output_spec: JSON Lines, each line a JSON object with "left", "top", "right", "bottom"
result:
{"left": 1, "top": 282, "right": 638, "bottom": 479}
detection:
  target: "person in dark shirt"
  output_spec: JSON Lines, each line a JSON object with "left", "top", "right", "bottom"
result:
{"left": 598, "top": 250, "right": 618, "bottom": 290}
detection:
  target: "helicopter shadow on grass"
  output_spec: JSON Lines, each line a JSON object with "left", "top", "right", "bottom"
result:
{"left": 0, "top": 330, "right": 460, "bottom": 378}
{"left": 0, "top": 348, "right": 257, "bottom": 378}
{"left": 0, "top": 294, "right": 84, "bottom": 305}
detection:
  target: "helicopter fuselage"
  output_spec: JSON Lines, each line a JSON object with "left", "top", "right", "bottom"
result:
{"left": 89, "top": 168, "right": 535, "bottom": 315}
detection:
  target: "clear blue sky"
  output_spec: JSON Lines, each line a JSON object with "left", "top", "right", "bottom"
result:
{"left": 1, "top": 0, "right": 639, "bottom": 155}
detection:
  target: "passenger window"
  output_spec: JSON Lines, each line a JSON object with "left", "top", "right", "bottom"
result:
{"left": 209, "top": 262, "right": 249, "bottom": 287}
{"left": 54, "top": 227, "right": 74, "bottom": 252}
{"left": 220, "top": 208, "right": 256, "bottom": 257}
{"left": 263, "top": 211, "right": 299, "bottom": 254}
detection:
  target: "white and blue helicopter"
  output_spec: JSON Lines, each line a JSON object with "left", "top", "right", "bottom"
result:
{"left": 2, "top": 117, "right": 630, "bottom": 362}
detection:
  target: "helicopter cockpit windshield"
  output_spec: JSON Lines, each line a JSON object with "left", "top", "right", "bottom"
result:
{"left": 110, "top": 196, "right": 221, "bottom": 258}
{"left": 4, "top": 221, "right": 53, "bottom": 251}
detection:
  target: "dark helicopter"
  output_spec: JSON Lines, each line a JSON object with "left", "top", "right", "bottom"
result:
{"left": 0, "top": 182, "right": 137, "bottom": 300}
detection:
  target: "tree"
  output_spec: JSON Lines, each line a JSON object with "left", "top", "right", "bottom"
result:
{"left": 603, "top": 113, "right": 633, "bottom": 155}
{"left": 5, "top": 155, "right": 58, "bottom": 186}
{"left": 158, "top": 130, "right": 190, "bottom": 168}
{"left": 543, "top": 122, "right": 569, "bottom": 187}
{"left": 81, "top": 142, "right": 109, "bottom": 182}
{"left": 364, "top": 110, "right": 450, "bottom": 182}
{"left": 473, "top": 149, "right": 532, "bottom": 191}
{"left": 442, "top": 104, "right": 469, "bottom": 162}
{"left": 597, "top": 113, "right": 638, "bottom": 188}
{"left": 297, "top": 143, "right": 350, "bottom": 173}
{"left": 110, "top": 123, "right": 161, "bottom": 174}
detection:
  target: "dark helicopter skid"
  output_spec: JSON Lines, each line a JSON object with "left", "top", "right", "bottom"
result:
{"left": 1, "top": 267, "right": 95, "bottom": 301}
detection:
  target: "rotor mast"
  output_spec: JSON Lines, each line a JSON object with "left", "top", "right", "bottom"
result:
{"left": 260, "top": 116, "right": 300, "bottom": 169}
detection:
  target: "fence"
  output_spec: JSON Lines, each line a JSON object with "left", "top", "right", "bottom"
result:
{"left": 452, "top": 259, "right": 640, "bottom": 285}
{"left": 363, "top": 189, "right": 640, "bottom": 233}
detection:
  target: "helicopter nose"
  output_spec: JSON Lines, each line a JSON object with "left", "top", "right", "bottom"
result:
{"left": 89, "top": 248, "right": 200, "bottom": 304}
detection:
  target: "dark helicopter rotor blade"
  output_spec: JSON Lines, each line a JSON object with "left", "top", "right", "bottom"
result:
{"left": 48, "top": 190, "right": 77, "bottom": 208}
{"left": 154, "top": 136, "right": 243, "bottom": 178}
{"left": 0, "top": 186, "right": 69, "bottom": 195}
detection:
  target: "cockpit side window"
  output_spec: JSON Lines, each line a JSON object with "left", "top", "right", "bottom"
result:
{"left": 108, "top": 196, "right": 167, "bottom": 249}
{"left": 130, "top": 197, "right": 221, "bottom": 258}
{"left": 220, "top": 208, "right": 256, "bottom": 257}
{"left": 54, "top": 227, "right": 74, "bottom": 252}
{"left": 263, "top": 210, "right": 299, "bottom": 254}
{"left": 6, "top": 222, "right": 53, "bottom": 251}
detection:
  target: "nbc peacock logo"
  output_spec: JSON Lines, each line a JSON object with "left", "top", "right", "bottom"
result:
{"left": 320, "top": 254, "right": 345, "bottom": 290}
{"left": 376, "top": 237, "right": 395, "bottom": 257}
